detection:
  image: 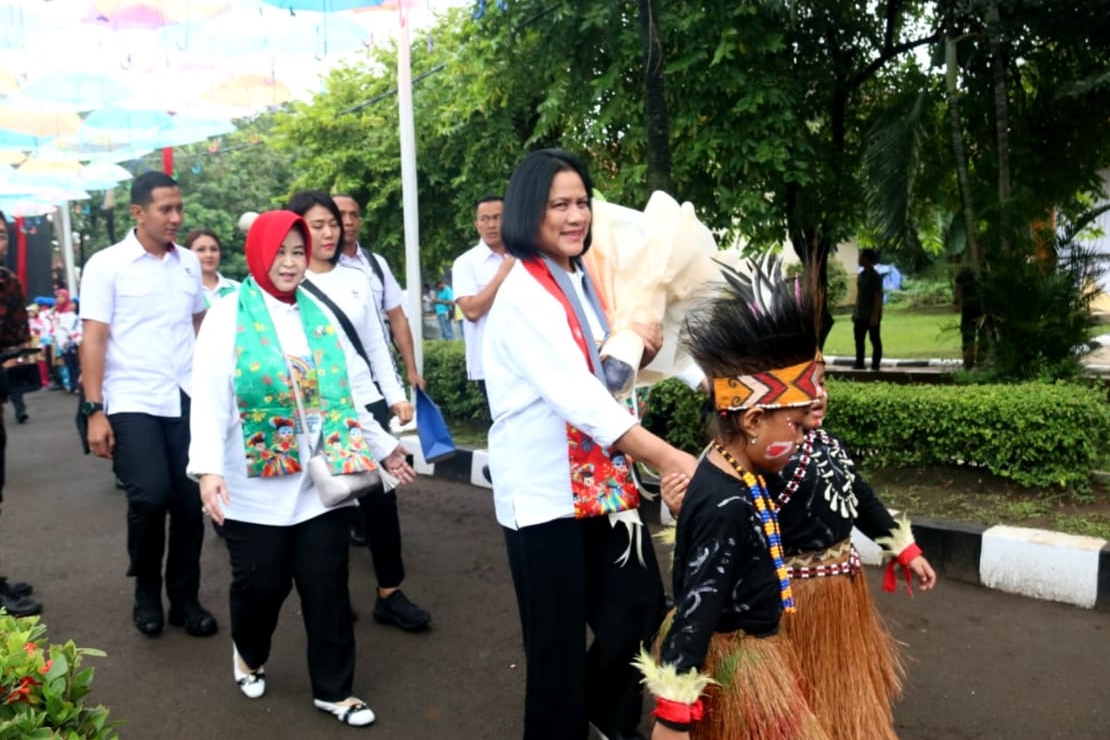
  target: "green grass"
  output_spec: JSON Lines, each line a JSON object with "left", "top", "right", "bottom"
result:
{"left": 824, "top": 306, "right": 963, "bottom": 359}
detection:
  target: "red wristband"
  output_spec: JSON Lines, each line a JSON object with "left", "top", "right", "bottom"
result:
{"left": 882, "top": 543, "right": 923, "bottom": 595}
{"left": 896, "top": 542, "right": 923, "bottom": 567}
{"left": 653, "top": 697, "right": 705, "bottom": 725}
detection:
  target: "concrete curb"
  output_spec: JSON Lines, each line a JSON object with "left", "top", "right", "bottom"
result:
{"left": 401, "top": 437, "right": 1110, "bottom": 612}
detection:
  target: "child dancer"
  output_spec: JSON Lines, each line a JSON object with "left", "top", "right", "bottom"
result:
{"left": 636, "top": 259, "right": 829, "bottom": 740}
{"left": 768, "top": 359, "right": 935, "bottom": 740}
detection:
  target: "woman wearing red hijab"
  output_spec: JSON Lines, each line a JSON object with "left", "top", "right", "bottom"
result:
{"left": 187, "top": 210, "right": 416, "bottom": 727}
{"left": 52, "top": 288, "right": 80, "bottom": 393}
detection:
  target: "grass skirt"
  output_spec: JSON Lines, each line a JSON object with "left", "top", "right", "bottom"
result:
{"left": 656, "top": 615, "right": 829, "bottom": 740}
{"left": 781, "top": 543, "right": 905, "bottom": 740}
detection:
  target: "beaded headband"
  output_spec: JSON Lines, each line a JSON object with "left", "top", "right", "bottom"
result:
{"left": 712, "top": 358, "right": 820, "bottom": 411}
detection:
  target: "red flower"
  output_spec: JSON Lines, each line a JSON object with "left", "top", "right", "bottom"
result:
{"left": 39, "top": 659, "right": 53, "bottom": 674}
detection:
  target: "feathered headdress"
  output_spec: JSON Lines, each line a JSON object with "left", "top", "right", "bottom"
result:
{"left": 682, "top": 253, "right": 820, "bottom": 412}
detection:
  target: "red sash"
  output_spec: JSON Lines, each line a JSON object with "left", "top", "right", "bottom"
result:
{"left": 521, "top": 259, "right": 640, "bottom": 519}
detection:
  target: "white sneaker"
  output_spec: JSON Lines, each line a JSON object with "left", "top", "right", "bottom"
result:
{"left": 232, "top": 645, "right": 266, "bottom": 699}
{"left": 314, "top": 697, "right": 376, "bottom": 726}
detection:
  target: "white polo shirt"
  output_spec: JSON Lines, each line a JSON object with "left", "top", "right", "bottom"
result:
{"left": 80, "top": 229, "right": 205, "bottom": 417}
{"left": 338, "top": 245, "right": 404, "bottom": 339}
{"left": 452, "top": 240, "right": 510, "bottom": 380}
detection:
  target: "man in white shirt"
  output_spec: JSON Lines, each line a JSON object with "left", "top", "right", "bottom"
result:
{"left": 331, "top": 193, "right": 431, "bottom": 632}
{"left": 452, "top": 195, "right": 513, "bottom": 398}
{"left": 80, "top": 172, "right": 217, "bottom": 639}
{"left": 454, "top": 196, "right": 512, "bottom": 484}
{"left": 333, "top": 194, "right": 425, "bottom": 391}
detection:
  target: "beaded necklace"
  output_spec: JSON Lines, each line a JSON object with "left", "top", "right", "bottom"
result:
{"left": 713, "top": 444, "right": 795, "bottom": 613}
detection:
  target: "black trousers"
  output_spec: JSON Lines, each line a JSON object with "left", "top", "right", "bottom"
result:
{"left": 853, "top": 319, "right": 883, "bottom": 370}
{"left": 358, "top": 398, "right": 406, "bottom": 590}
{"left": 221, "top": 508, "right": 355, "bottom": 702}
{"left": 357, "top": 491, "right": 405, "bottom": 589}
{"left": 503, "top": 516, "right": 666, "bottom": 740}
{"left": 110, "top": 391, "right": 203, "bottom": 605}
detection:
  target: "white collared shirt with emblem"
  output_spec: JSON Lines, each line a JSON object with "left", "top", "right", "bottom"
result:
{"left": 337, "top": 245, "right": 404, "bottom": 341}
{"left": 79, "top": 229, "right": 205, "bottom": 417}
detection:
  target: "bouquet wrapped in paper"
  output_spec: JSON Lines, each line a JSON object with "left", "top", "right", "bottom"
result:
{"left": 584, "top": 191, "right": 736, "bottom": 397}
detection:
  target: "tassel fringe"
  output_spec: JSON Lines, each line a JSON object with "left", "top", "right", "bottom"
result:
{"left": 780, "top": 571, "right": 904, "bottom": 740}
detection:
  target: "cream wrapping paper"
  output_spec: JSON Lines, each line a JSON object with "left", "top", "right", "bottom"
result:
{"left": 585, "top": 191, "right": 737, "bottom": 396}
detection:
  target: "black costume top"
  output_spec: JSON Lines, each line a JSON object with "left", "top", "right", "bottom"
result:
{"left": 660, "top": 459, "right": 782, "bottom": 675}
{"left": 767, "top": 428, "right": 896, "bottom": 555}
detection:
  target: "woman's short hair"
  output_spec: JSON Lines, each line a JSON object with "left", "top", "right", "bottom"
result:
{"left": 501, "top": 149, "right": 594, "bottom": 261}
{"left": 285, "top": 190, "right": 344, "bottom": 265}
{"left": 183, "top": 228, "right": 221, "bottom": 250}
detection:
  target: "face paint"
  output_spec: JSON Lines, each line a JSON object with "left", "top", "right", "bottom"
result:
{"left": 763, "top": 440, "right": 796, "bottom": 460}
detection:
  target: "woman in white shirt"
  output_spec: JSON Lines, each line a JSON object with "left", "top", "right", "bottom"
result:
{"left": 286, "top": 190, "right": 430, "bottom": 632}
{"left": 185, "top": 228, "right": 240, "bottom": 307}
{"left": 483, "top": 148, "right": 697, "bottom": 740}
{"left": 52, "top": 288, "right": 80, "bottom": 393}
{"left": 188, "top": 210, "right": 415, "bottom": 727}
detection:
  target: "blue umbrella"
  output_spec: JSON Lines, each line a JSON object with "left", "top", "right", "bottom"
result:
{"left": 16, "top": 72, "right": 137, "bottom": 113}
{"left": 32, "top": 296, "right": 56, "bottom": 306}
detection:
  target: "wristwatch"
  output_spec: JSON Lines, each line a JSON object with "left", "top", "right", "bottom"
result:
{"left": 81, "top": 401, "right": 105, "bottom": 416}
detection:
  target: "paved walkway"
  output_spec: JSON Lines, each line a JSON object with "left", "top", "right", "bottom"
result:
{"left": 4, "top": 389, "right": 1110, "bottom": 739}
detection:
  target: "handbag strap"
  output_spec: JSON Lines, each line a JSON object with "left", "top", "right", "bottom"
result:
{"left": 286, "top": 358, "right": 320, "bottom": 456}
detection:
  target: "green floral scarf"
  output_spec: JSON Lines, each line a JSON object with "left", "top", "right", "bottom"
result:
{"left": 233, "top": 277, "right": 379, "bottom": 479}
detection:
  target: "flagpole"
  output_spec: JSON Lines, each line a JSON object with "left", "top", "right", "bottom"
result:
{"left": 396, "top": 1, "right": 423, "bottom": 378}
{"left": 58, "top": 202, "right": 77, "bottom": 296}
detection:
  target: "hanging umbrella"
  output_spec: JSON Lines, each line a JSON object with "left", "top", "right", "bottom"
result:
{"left": 85, "top": 0, "right": 231, "bottom": 30}
{"left": 160, "top": 7, "right": 370, "bottom": 59}
{"left": 0, "top": 104, "right": 83, "bottom": 138}
{"left": 150, "top": 115, "right": 234, "bottom": 148}
{"left": 201, "top": 73, "right": 295, "bottom": 111}
{"left": 0, "top": 1, "right": 58, "bottom": 50}
{"left": 14, "top": 71, "right": 138, "bottom": 112}
{"left": 0, "top": 127, "right": 57, "bottom": 152}
{"left": 258, "top": 0, "right": 390, "bottom": 11}
{"left": 78, "top": 161, "right": 133, "bottom": 190}
{"left": 12, "top": 157, "right": 85, "bottom": 189}
{"left": 0, "top": 69, "right": 18, "bottom": 95}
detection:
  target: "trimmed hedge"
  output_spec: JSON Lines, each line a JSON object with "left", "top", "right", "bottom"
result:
{"left": 423, "top": 343, "right": 1110, "bottom": 491}
{"left": 423, "top": 340, "right": 491, "bottom": 425}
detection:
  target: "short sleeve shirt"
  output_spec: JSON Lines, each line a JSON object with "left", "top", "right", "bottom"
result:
{"left": 338, "top": 246, "right": 404, "bottom": 339}
{"left": 79, "top": 229, "right": 205, "bottom": 417}
{"left": 452, "top": 240, "right": 510, "bottom": 380}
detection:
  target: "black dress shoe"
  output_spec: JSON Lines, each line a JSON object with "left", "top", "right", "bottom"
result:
{"left": 15, "top": 414, "right": 28, "bottom": 424}
{"left": 0, "top": 577, "right": 33, "bottom": 599}
{"left": 132, "top": 601, "right": 164, "bottom": 636}
{"left": 0, "top": 591, "right": 42, "bottom": 617}
{"left": 168, "top": 602, "right": 218, "bottom": 637}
